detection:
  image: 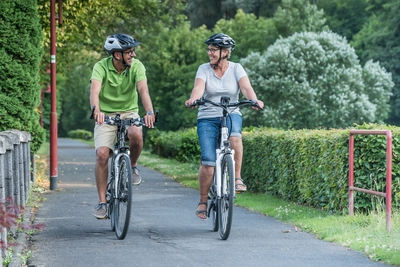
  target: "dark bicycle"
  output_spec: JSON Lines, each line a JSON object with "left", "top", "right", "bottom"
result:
{"left": 90, "top": 107, "right": 158, "bottom": 239}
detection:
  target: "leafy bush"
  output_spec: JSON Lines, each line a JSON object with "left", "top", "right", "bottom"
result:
{"left": 146, "top": 128, "right": 200, "bottom": 163}
{"left": 67, "top": 129, "right": 92, "bottom": 140}
{"left": 148, "top": 124, "right": 400, "bottom": 213}
{"left": 0, "top": 0, "right": 45, "bottom": 153}
{"left": 0, "top": 198, "right": 44, "bottom": 254}
{"left": 240, "top": 31, "right": 394, "bottom": 129}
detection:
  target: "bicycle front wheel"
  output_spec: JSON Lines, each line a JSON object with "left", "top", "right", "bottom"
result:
{"left": 108, "top": 159, "right": 116, "bottom": 231}
{"left": 208, "top": 178, "right": 218, "bottom": 232}
{"left": 107, "top": 181, "right": 115, "bottom": 231}
{"left": 218, "top": 154, "right": 235, "bottom": 240}
{"left": 114, "top": 155, "right": 132, "bottom": 240}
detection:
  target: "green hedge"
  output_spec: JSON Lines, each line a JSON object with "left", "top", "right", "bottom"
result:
{"left": 67, "top": 129, "right": 93, "bottom": 140}
{"left": 0, "top": 0, "right": 45, "bottom": 153}
{"left": 147, "top": 128, "right": 200, "bottom": 163}
{"left": 146, "top": 124, "right": 400, "bottom": 213}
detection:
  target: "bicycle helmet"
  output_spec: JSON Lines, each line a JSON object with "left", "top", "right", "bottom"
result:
{"left": 104, "top": 33, "right": 140, "bottom": 55}
{"left": 205, "top": 33, "right": 235, "bottom": 51}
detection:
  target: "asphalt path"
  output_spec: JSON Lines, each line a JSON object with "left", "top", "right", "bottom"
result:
{"left": 27, "top": 138, "right": 393, "bottom": 267}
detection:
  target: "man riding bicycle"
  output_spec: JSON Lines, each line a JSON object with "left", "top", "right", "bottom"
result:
{"left": 90, "top": 33, "right": 155, "bottom": 219}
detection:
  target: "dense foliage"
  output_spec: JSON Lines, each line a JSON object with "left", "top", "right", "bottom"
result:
{"left": 185, "top": 0, "right": 282, "bottom": 29}
{"left": 315, "top": 0, "right": 368, "bottom": 42}
{"left": 240, "top": 31, "right": 394, "bottom": 129}
{"left": 146, "top": 124, "right": 400, "bottom": 213}
{"left": 32, "top": 0, "right": 395, "bottom": 136}
{"left": 351, "top": 0, "right": 400, "bottom": 126}
{"left": 0, "top": 0, "right": 45, "bottom": 152}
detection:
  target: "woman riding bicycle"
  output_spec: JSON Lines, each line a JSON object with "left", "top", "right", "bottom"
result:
{"left": 185, "top": 33, "right": 264, "bottom": 221}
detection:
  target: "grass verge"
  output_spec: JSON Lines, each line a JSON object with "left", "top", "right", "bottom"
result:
{"left": 139, "top": 150, "right": 400, "bottom": 266}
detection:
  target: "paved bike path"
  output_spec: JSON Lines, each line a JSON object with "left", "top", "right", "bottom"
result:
{"left": 26, "top": 138, "right": 393, "bottom": 267}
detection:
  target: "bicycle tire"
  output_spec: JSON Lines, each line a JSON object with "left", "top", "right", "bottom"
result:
{"left": 208, "top": 180, "right": 218, "bottom": 232}
{"left": 114, "top": 155, "right": 132, "bottom": 240}
{"left": 107, "top": 181, "right": 115, "bottom": 231}
{"left": 108, "top": 158, "right": 116, "bottom": 231}
{"left": 218, "top": 154, "right": 235, "bottom": 240}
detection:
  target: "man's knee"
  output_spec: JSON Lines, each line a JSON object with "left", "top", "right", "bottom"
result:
{"left": 127, "top": 127, "right": 142, "bottom": 141}
{"left": 96, "top": 147, "right": 111, "bottom": 163}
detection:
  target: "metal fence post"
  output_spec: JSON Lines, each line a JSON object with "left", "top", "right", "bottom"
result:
{"left": 0, "top": 132, "right": 21, "bottom": 206}
{"left": 0, "top": 136, "right": 6, "bottom": 261}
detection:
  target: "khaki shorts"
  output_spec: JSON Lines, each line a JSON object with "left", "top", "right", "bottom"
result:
{"left": 94, "top": 111, "right": 140, "bottom": 151}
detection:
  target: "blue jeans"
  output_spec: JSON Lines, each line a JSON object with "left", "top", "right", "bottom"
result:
{"left": 197, "top": 114, "right": 242, "bottom": 166}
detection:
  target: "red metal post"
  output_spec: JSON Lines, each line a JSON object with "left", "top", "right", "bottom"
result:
{"left": 348, "top": 130, "right": 392, "bottom": 233}
{"left": 348, "top": 134, "right": 354, "bottom": 215}
{"left": 386, "top": 131, "right": 392, "bottom": 233}
{"left": 50, "top": 0, "right": 58, "bottom": 190}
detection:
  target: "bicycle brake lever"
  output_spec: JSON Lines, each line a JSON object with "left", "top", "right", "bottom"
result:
{"left": 154, "top": 110, "right": 159, "bottom": 123}
{"left": 89, "top": 106, "right": 96, "bottom": 119}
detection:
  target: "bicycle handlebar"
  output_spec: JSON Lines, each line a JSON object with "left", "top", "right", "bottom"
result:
{"left": 191, "top": 97, "right": 263, "bottom": 110}
{"left": 104, "top": 115, "right": 146, "bottom": 127}
{"left": 89, "top": 106, "right": 159, "bottom": 126}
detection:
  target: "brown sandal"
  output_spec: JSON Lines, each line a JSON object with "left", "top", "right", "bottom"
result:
{"left": 195, "top": 202, "right": 208, "bottom": 221}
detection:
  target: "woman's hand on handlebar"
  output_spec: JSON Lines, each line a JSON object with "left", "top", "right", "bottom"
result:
{"left": 185, "top": 99, "right": 197, "bottom": 109}
{"left": 252, "top": 99, "right": 264, "bottom": 111}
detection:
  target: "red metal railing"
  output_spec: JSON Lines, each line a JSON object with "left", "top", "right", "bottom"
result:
{"left": 348, "top": 130, "right": 392, "bottom": 233}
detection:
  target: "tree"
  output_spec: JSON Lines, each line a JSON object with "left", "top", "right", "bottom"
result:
{"left": 236, "top": 0, "right": 282, "bottom": 18}
{"left": 212, "top": 9, "right": 278, "bottom": 61}
{"left": 141, "top": 23, "right": 211, "bottom": 130}
{"left": 58, "top": 52, "right": 101, "bottom": 137}
{"left": 272, "top": 0, "right": 328, "bottom": 38}
{"left": 315, "top": 0, "right": 368, "bottom": 42}
{"left": 185, "top": 0, "right": 237, "bottom": 29}
{"left": 351, "top": 0, "right": 400, "bottom": 125}
{"left": 37, "top": 0, "right": 187, "bottom": 136}
{"left": 240, "top": 31, "right": 393, "bottom": 129}
{"left": 186, "top": 0, "right": 283, "bottom": 29}
{"left": 0, "top": 0, "right": 45, "bottom": 152}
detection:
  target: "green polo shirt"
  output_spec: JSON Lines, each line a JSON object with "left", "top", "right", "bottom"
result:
{"left": 91, "top": 56, "right": 147, "bottom": 114}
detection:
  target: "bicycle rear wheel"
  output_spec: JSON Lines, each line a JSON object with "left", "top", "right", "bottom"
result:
{"left": 114, "top": 155, "right": 132, "bottom": 239}
{"left": 218, "top": 154, "right": 235, "bottom": 240}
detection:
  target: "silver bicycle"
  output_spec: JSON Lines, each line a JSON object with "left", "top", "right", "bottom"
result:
{"left": 192, "top": 96, "right": 261, "bottom": 240}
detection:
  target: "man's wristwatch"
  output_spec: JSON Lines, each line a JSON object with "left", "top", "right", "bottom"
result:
{"left": 146, "top": 110, "right": 154, "bottom": 115}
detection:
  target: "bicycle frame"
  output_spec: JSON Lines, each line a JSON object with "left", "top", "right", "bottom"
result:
{"left": 214, "top": 112, "right": 235, "bottom": 200}
{"left": 111, "top": 117, "right": 131, "bottom": 203}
